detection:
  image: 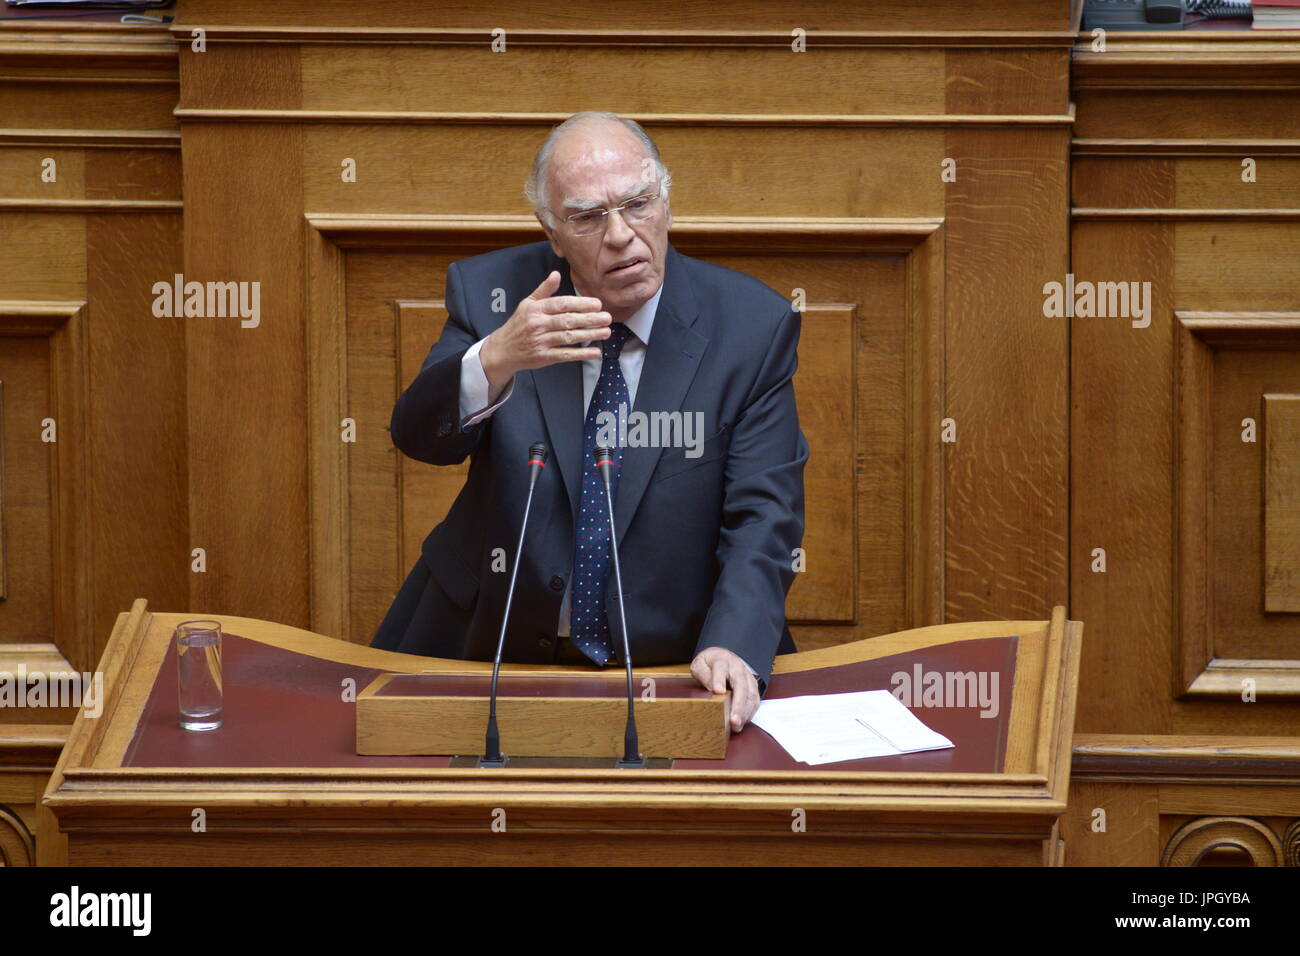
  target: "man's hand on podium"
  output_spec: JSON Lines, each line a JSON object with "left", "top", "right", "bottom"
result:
{"left": 691, "top": 646, "right": 759, "bottom": 733}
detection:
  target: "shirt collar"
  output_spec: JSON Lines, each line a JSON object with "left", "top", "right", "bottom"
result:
{"left": 573, "top": 276, "right": 663, "bottom": 347}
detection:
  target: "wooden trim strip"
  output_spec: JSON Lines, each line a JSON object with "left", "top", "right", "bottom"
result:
{"left": 305, "top": 213, "right": 944, "bottom": 253}
{"left": 165, "top": 25, "right": 1082, "bottom": 47}
{"left": 0, "top": 129, "right": 180, "bottom": 149}
{"left": 0, "top": 199, "right": 182, "bottom": 213}
{"left": 1074, "top": 207, "right": 1300, "bottom": 220}
{"left": 177, "top": 108, "right": 1077, "bottom": 127}
{"left": 0, "top": 75, "right": 177, "bottom": 86}
{"left": 905, "top": 221, "right": 945, "bottom": 628}
{"left": 1074, "top": 734, "right": 1300, "bottom": 778}
{"left": 1073, "top": 139, "right": 1300, "bottom": 156}
{"left": 0, "top": 724, "right": 69, "bottom": 771}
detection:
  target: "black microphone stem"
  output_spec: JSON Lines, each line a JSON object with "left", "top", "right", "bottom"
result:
{"left": 598, "top": 454, "right": 644, "bottom": 769}
{"left": 480, "top": 446, "right": 547, "bottom": 767}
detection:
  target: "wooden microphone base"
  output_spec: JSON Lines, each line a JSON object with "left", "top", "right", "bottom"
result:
{"left": 356, "top": 670, "right": 730, "bottom": 759}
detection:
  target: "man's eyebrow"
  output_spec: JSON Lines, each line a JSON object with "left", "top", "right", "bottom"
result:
{"left": 559, "top": 182, "right": 657, "bottom": 213}
{"left": 560, "top": 197, "right": 604, "bottom": 213}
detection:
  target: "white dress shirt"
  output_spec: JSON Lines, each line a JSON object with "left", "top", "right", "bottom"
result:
{"left": 455, "top": 280, "right": 757, "bottom": 677}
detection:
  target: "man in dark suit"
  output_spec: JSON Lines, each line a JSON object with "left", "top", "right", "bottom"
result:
{"left": 371, "top": 111, "right": 807, "bottom": 731}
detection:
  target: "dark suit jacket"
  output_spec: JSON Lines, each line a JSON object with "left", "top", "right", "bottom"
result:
{"left": 370, "top": 240, "right": 808, "bottom": 686}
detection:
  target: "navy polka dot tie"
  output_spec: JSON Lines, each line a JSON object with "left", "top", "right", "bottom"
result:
{"left": 571, "top": 322, "right": 634, "bottom": 666}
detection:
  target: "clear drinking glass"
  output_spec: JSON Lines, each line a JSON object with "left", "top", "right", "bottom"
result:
{"left": 175, "top": 620, "right": 223, "bottom": 731}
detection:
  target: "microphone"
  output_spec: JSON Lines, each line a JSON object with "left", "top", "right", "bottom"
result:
{"left": 594, "top": 445, "right": 645, "bottom": 769}
{"left": 478, "top": 441, "right": 549, "bottom": 768}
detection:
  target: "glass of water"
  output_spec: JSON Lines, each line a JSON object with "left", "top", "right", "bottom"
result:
{"left": 175, "top": 620, "right": 223, "bottom": 731}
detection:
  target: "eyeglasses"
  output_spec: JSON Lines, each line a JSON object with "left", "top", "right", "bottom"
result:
{"left": 561, "top": 191, "right": 662, "bottom": 237}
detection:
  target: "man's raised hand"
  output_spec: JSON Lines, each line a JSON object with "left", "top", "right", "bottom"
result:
{"left": 478, "top": 271, "right": 611, "bottom": 399}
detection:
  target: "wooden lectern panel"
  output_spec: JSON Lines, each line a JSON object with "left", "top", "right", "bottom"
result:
{"left": 43, "top": 599, "right": 1080, "bottom": 866}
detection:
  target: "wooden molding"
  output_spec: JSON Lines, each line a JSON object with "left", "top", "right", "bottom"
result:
{"left": 306, "top": 213, "right": 944, "bottom": 252}
{"left": 1074, "top": 34, "right": 1300, "bottom": 85}
{"left": 1174, "top": 312, "right": 1300, "bottom": 698}
{"left": 1073, "top": 733, "right": 1300, "bottom": 781}
{"left": 0, "top": 806, "right": 35, "bottom": 867}
{"left": 166, "top": 25, "right": 1081, "bottom": 48}
{"left": 1285, "top": 820, "right": 1300, "bottom": 866}
{"left": 0, "top": 129, "right": 180, "bottom": 149}
{"left": 1073, "top": 139, "right": 1300, "bottom": 157}
{"left": 1074, "top": 207, "right": 1300, "bottom": 220}
{"left": 0, "top": 301, "right": 93, "bottom": 673}
{"left": 0, "top": 23, "right": 175, "bottom": 78}
{"left": 1162, "top": 816, "right": 1284, "bottom": 867}
{"left": 0, "top": 644, "right": 76, "bottom": 676}
{"left": 0, "top": 723, "right": 70, "bottom": 770}
{"left": 177, "top": 108, "right": 1076, "bottom": 127}
{"left": 0, "top": 199, "right": 182, "bottom": 214}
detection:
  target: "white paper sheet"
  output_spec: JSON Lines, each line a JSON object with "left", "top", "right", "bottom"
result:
{"left": 751, "top": 689, "right": 954, "bottom": 765}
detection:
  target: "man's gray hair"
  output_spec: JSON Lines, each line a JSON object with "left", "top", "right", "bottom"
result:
{"left": 524, "top": 111, "right": 672, "bottom": 227}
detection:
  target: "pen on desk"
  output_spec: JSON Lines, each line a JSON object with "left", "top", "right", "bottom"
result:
{"left": 855, "top": 716, "right": 902, "bottom": 751}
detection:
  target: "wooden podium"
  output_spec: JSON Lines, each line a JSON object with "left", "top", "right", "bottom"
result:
{"left": 43, "top": 600, "right": 1081, "bottom": 866}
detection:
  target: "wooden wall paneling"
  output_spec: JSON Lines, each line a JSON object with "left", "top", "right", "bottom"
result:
{"left": 0, "top": 80, "right": 177, "bottom": 132}
{"left": 941, "top": 124, "right": 1071, "bottom": 624}
{"left": 943, "top": 31, "right": 1071, "bottom": 631}
{"left": 86, "top": 211, "right": 188, "bottom": 668}
{"left": 181, "top": 119, "right": 310, "bottom": 627}
{"left": 300, "top": 124, "right": 947, "bottom": 218}
{"left": 178, "top": 33, "right": 309, "bottom": 623}
{"left": 1074, "top": 89, "right": 1300, "bottom": 142}
{"left": 0, "top": 23, "right": 184, "bottom": 868}
{"left": 297, "top": 44, "right": 948, "bottom": 117}
{"left": 1175, "top": 157, "right": 1300, "bottom": 210}
{"left": 1071, "top": 30, "right": 1300, "bottom": 742}
{"left": 173, "top": 14, "right": 1074, "bottom": 652}
{"left": 1070, "top": 218, "right": 1175, "bottom": 735}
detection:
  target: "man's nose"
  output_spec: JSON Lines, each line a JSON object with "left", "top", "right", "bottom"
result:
{"left": 603, "top": 207, "right": 635, "bottom": 244}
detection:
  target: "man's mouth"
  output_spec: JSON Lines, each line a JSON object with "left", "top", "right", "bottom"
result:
{"left": 607, "top": 258, "right": 644, "bottom": 275}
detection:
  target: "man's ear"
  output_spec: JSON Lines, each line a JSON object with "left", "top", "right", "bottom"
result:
{"left": 536, "top": 214, "right": 566, "bottom": 259}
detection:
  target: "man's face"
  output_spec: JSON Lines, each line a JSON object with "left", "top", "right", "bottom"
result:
{"left": 539, "top": 126, "right": 671, "bottom": 322}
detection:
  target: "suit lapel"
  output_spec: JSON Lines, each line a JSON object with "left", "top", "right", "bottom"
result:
{"left": 613, "top": 246, "right": 707, "bottom": 540}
